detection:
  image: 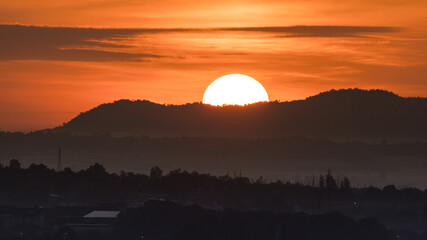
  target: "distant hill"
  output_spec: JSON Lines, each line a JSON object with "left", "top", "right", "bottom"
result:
{"left": 49, "top": 89, "right": 427, "bottom": 141}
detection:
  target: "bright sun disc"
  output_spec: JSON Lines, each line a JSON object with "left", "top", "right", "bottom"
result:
{"left": 202, "top": 74, "right": 269, "bottom": 106}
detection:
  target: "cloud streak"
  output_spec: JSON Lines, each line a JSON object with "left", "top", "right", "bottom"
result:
{"left": 215, "top": 26, "right": 402, "bottom": 37}
{"left": 0, "top": 24, "right": 402, "bottom": 62}
{"left": 0, "top": 25, "right": 162, "bottom": 62}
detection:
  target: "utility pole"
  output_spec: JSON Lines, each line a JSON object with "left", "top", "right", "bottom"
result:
{"left": 312, "top": 174, "right": 315, "bottom": 188}
{"left": 57, "top": 147, "right": 62, "bottom": 172}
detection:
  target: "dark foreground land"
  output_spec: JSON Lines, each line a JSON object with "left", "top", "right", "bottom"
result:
{"left": 1, "top": 162, "right": 427, "bottom": 239}
{"left": 0, "top": 199, "right": 389, "bottom": 240}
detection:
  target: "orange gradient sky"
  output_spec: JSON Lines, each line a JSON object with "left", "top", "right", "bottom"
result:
{"left": 0, "top": 0, "right": 427, "bottom": 131}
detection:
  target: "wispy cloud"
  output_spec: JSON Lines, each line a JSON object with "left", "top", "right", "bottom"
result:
{"left": 0, "top": 25, "right": 402, "bottom": 62}
{"left": 215, "top": 26, "right": 402, "bottom": 37}
{"left": 0, "top": 25, "right": 162, "bottom": 61}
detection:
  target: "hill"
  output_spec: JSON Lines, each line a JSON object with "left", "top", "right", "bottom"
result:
{"left": 49, "top": 89, "right": 427, "bottom": 141}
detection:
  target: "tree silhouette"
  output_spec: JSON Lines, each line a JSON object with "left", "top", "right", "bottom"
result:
{"left": 326, "top": 169, "right": 337, "bottom": 189}
{"left": 86, "top": 163, "right": 107, "bottom": 175}
{"left": 150, "top": 166, "right": 163, "bottom": 179}
{"left": 319, "top": 175, "right": 325, "bottom": 189}
{"left": 340, "top": 177, "right": 351, "bottom": 190}
{"left": 9, "top": 159, "right": 21, "bottom": 169}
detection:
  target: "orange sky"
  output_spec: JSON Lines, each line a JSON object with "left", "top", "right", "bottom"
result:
{"left": 0, "top": 0, "right": 427, "bottom": 131}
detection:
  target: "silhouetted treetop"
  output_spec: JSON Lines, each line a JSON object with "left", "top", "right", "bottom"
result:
{"left": 305, "top": 89, "right": 402, "bottom": 103}
{"left": 9, "top": 159, "right": 21, "bottom": 169}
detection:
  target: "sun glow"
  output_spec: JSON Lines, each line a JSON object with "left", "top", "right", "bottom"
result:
{"left": 202, "top": 74, "right": 269, "bottom": 106}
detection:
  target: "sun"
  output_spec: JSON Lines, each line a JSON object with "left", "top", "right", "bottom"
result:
{"left": 202, "top": 74, "right": 269, "bottom": 106}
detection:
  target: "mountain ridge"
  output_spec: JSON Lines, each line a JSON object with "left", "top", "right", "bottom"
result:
{"left": 48, "top": 88, "right": 427, "bottom": 141}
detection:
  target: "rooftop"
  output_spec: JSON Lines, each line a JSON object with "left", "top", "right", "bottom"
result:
{"left": 83, "top": 210, "right": 119, "bottom": 218}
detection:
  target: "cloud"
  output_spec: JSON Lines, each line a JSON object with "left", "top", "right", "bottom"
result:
{"left": 0, "top": 25, "right": 162, "bottom": 62}
{"left": 0, "top": 24, "right": 402, "bottom": 62}
{"left": 216, "top": 26, "right": 402, "bottom": 37}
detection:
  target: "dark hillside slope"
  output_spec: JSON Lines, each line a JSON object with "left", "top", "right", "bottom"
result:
{"left": 50, "top": 89, "right": 427, "bottom": 141}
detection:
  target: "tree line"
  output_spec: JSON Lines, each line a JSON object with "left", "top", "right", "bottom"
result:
{"left": 0, "top": 159, "right": 425, "bottom": 212}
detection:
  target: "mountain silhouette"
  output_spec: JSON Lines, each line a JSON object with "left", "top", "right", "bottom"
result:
{"left": 49, "top": 89, "right": 427, "bottom": 141}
